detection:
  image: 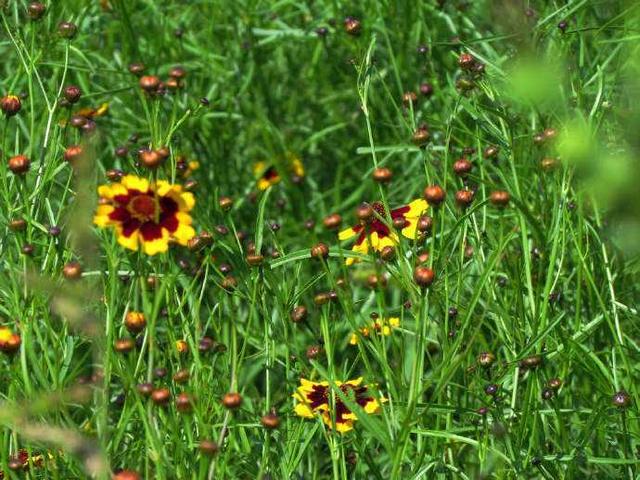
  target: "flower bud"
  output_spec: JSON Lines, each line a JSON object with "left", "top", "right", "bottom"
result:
{"left": 413, "top": 266, "right": 435, "bottom": 288}
{"left": 490, "top": 190, "right": 510, "bottom": 207}
{"left": 372, "top": 167, "right": 393, "bottom": 183}
{"left": 124, "top": 311, "right": 146, "bottom": 334}
{"left": 412, "top": 125, "right": 430, "bottom": 146}
{"left": 423, "top": 185, "right": 445, "bottom": 205}
{"left": 310, "top": 242, "right": 329, "bottom": 260}
{"left": 453, "top": 158, "right": 472, "bottom": 176}
{"left": 344, "top": 16, "right": 361, "bottom": 35}
{"left": 27, "top": 2, "right": 47, "bottom": 20}
{"left": 8, "top": 155, "right": 30, "bottom": 175}
{"left": 114, "top": 338, "right": 135, "bottom": 353}
{"left": 63, "top": 85, "right": 82, "bottom": 104}
{"left": 128, "top": 63, "right": 145, "bottom": 76}
{"left": 62, "top": 261, "right": 83, "bottom": 280}
{"left": 175, "top": 392, "right": 193, "bottom": 413}
{"left": 261, "top": 412, "right": 280, "bottom": 429}
{"left": 139, "top": 75, "right": 161, "bottom": 92}
{"left": 113, "top": 470, "right": 141, "bottom": 480}
{"left": 222, "top": 392, "right": 242, "bottom": 409}
{"left": 138, "top": 149, "right": 163, "bottom": 169}
{"left": 151, "top": 388, "right": 171, "bottom": 406}
{"left": 64, "top": 145, "right": 84, "bottom": 163}
{"left": 58, "top": 21, "right": 78, "bottom": 39}
{"left": 1, "top": 95, "right": 21, "bottom": 117}
{"left": 455, "top": 189, "right": 474, "bottom": 208}
{"left": 290, "top": 306, "right": 308, "bottom": 323}
{"left": 323, "top": 213, "right": 342, "bottom": 230}
{"left": 199, "top": 440, "right": 218, "bottom": 456}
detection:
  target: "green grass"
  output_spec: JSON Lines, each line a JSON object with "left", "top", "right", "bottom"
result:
{"left": 0, "top": 0, "right": 639, "bottom": 478}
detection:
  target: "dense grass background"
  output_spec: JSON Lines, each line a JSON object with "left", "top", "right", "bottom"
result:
{"left": 1, "top": 0, "right": 639, "bottom": 478}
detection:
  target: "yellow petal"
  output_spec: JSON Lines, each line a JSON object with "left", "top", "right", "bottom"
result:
{"left": 345, "top": 377, "right": 363, "bottom": 387}
{"left": 389, "top": 317, "right": 400, "bottom": 327}
{"left": 294, "top": 402, "right": 315, "bottom": 419}
{"left": 364, "top": 398, "right": 381, "bottom": 414}
{"left": 335, "top": 420, "right": 354, "bottom": 433}
{"left": 401, "top": 220, "right": 419, "bottom": 240}
{"left": 257, "top": 178, "right": 273, "bottom": 190}
{"left": 349, "top": 333, "right": 358, "bottom": 345}
{"left": 172, "top": 222, "right": 195, "bottom": 246}
{"left": 116, "top": 229, "right": 139, "bottom": 251}
{"left": 338, "top": 227, "right": 358, "bottom": 241}
{"left": 142, "top": 230, "right": 170, "bottom": 255}
{"left": 98, "top": 183, "right": 127, "bottom": 199}
{"left": 121, "top": 175, "right": 149, "bottom": 192}
{"left": 405, "top": 198, "right": 428, "bottom": 218}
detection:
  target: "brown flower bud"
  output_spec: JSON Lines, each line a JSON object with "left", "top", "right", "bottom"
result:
{"left": 62, "top": 261, "right": 83, "bottom": 280}
{"left": 222, "top": 392, "right": 243, "bottom": 409}
{"left": 310, "top": 242, "right": 329, "bottom": 260}
{"left": 0, "top": 331, "right": 21, "bottom": 354}
{"left": 412, "top": 125, "right": 430, "bottom": 146}
{"left": 419, "top": 83, "right": 434, "bottom": 97}
{"left": 114, "top": 338, "right": 135, "bottom": 353}
{"left": 128, "top": 62, "right": 145, "bottom": 76}
{"left": 217, "top": 196, "right": 233, "bottom": 212}
{"left": 413, "top": 266, "right": 435, "bottom": 288}
{"left": 402, "top": 91, "right": 418, "bottom": 105}
{"left": 199, "top": 440, "right": 219, "bottom": 456}
{"left": 290, "top": 306, "right": 308, "bottom": 323}
{"left": 543, "top": 128, "right": 557, "bottom": 140}
{"left": 64, "top": 145, "right": 84, "bottom": 163}
{"left": 1, "top": 95, "right": 21, "bottom": 117}
{"left": 367, "top": 273, "right": 387, "bottom": 289}
{"left": 70, "top": 114, "right": 87, "bottom": 128}
{"left": 547, "top": 378, "right": 562, "bottom": 390}
{"left": 612, "top": 390, "right": 631, "bottom": 408}
{"left": 455, "top": 189, "right": 474, "bottom": 208}
{"left": 151, "top": 388, "right": 171, "bottom": 406}
{"left": 221, "top": 275, "right": 237, "bottom": 291}
{"left": 169, "top": 66, "right": 186, "bottom": 79}
{"left": 416, "top": 250, "right": 429, "bottom": 264}
{"left": 261, "top": 412, "right": 280, "bottom": 429}
{"left": 8, "top": 155, "right": 30, "bottom": 175}
{"left": 483, "top": 145, "right": 499, "bottom": 159}
{"left": 417, "top": 215, "right": 433, "bottom": 233}
{"left": 477, "top": 352, "right": 495, "bottom": 368}
{"left": 541, "top": 157, "right": 557, "bottom": 171}
{"left": 112, "top": 470, "right": 141, "bottom": 480}
{"left": 323, "top": 213, "right": 342, "bottom": 230}
{"left": 380, "top": 245, "right": 395, "bottom": 261}
{"left": 458, "top": 53, "right": 475, "bottom": 70}
{"left": 423, "top": 185, "right": 445, "bottom": 205}
{"left": 21, "top": 244, "right": 34, "bottom": 255}
{"left": 246, "top": 254, "right": 264, "bottom": 267}
{"left": 139, "top": 75, "right": 161, "bottom": 92}
{"left": 9, "top": 219, "right": 27, "bottom": 232}
{"left": 453, "top": 158, "right": 473, "bottom": 176}
{"left": 27, "top": 2, "right": 47, "bottom": 20}
{"left": 58, "top": 21, "right": 78, "bottom": 39}
{"left": 520, "top": 354, "right": 543, "bottom": 369}
{"left": 306, "top": 344, "right": 322, "bottom": 360}
{"left": 63, "top": 85, "right": 82, "bottom": 104}
{"left": 136, "top": 383, "right": 153, "bottom": 396}
{"left": 313, "top": 292, "right": 331, "bottom": 306}
{"left": 490, "top": 190, "right": 510, "bottom": 207}
{"left": 344, "top": 16, "right": 361, "bottom": 35}
{"left": 372, "top": 167, "right": 393, "bottom": 183}
{"left": 124, "top": 311, "right": 146, "bottom": 334}
{"left": 356, "top": 202, "right": 374, "bottom": 222}
{"left": 175, "top": 392, "right": 193, "bottom": 413}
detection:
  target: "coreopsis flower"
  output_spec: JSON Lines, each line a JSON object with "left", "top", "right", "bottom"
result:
{"left": 93, "top": 175, "right": 195, "bottom": 255}
{"left": 339, "top": 199, "right": 428, "bottom": 265}
{"left": 75, "top": 102, "right": 109, "bottom": 119}
{"left": 253, "top": 154, "right": 305, "bottom": 191}
{"left": 293, "top": 378, "right": 384, "bottom": 433}
{"left": 349, "top": 317, "right": 400, "bottom": 345}
{"left": 0, "top": 326, "right": 21, "bottom": 354}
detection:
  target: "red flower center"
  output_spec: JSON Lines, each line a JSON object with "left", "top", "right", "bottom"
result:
{"left": 128, "top": 194, "right": 157, "bottom": 220}
{"left": 305, "top": 383, "right": 373, "bottom": 424}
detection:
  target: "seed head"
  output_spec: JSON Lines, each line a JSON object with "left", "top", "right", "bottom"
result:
{"left": 175, "top": 392, "right": 193, "bottom": 413}
{"left": 306, "top": 344, "right": 322, "bottom": 360}
{"left": 136, "top": 383, "right": 153, "bottom": 396}
{"left": 138, "top": 149, "right": 163, "bottom": 169}
{"left": 218, "top": 196, "right": 233, "bottom": 211}
{"left": 246, "top": 254, "right": 264, "bottom": 267}
{"left": 458, "top": 53, "right": 476, "bottom": 70}
{"left": 356, "top": 202, "right": 374, "bottom": 222}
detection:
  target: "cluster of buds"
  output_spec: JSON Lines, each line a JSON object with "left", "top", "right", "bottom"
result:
{"left": 135, "top": 64, "right": 187, "bottom": 96}
{"left": 456, "top": 52, "right": 485, "bottom": 93}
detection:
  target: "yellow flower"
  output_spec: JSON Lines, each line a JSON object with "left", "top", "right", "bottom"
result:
{"left": 175, "top": 339, "right": 189, "bottom": 354}
{"left": 349, "top": 317, "right": 400, "bottom": 345}
{"left": 0, "top": 326, "right": 21, "bottom": 354}
{"left": 339, "top": 199, "right": 428, "bottom": 265}
{"left": 293, "top": 377, "right": 384, "bottom": 433}
{"left": 93, "top": 175, "right": 196, "bottom": 255}
{"left": 253, "top": 154, "right": 305, "bottom": 191}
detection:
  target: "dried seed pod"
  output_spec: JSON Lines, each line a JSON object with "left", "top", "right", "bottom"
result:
{"left": 124, "top": 311, "right": 146, "bottom": 334}
{"left": 490, "top": 190, "right": 510, "bottom": 207}
{"left": 455, "top": 189, "right": 474, "bottom": 208}
{"left": 413, "top": 266, "right": 435, "bottom": 288}
{"left": 323, "top": 213, "right": 342, "bottom": 230}
{"left": 423, "top": 185, "right": 445, "bottom": 206}
{"left": 62, "top": 261, "right": 83, "bottom": 280}
{"left": 372, "top": 167, "right": 393, "bottom": 183}
{"left": 222, "top": 392, "right": 243, "bottom": 409}
{"left": 290, "top": 306, "right": 308, "bottom": 323}
{"left": 1, "top": 95, "right": 21, "bottom": 117}
{"left": 151, "top": 388, "right": 171, "bottom": 406}
{"left": 310, "top": 242, "right": 329, "bottom": 260}
{"left": 8, "top": 155, "right": 30, "bottom": 175}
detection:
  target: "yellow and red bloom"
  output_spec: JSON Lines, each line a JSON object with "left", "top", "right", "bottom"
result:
{"left": 93, "top": 175, "right": 195, "bottom": 255}
{"left": 75, "top": 102, "right": 109, "bottom": 118}
{"left": 349, "top": 317, "right": 400, "bottom": 345}
{"left": 253, "top": 154, "right": 305, "bottom": 191}
{"left": 293, "top": 378, "right": 384, "bottom": 433}
{"left": 0, "top": 326, "right": 21, "bottom": 354}
{"left": 339, "top": 199, "right": 428, "bottom": 265}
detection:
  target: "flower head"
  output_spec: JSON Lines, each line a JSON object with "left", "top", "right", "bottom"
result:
{"left": 339, "top": 199, "right": 428, "bottom": 265}
{"left": 349, "top": 317, "right": 400, "bottom": 345}
{"left": 293, "top": 378, "right": 384, "bottom": 433}
{"left": 93, "top": 175, "right": 196, "bottom": 255}
{"left": 0, "top": 326, "right": 21, "bottom": 354}
{"left": 253, "top": 154, "right": 305, "bottom": 191}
